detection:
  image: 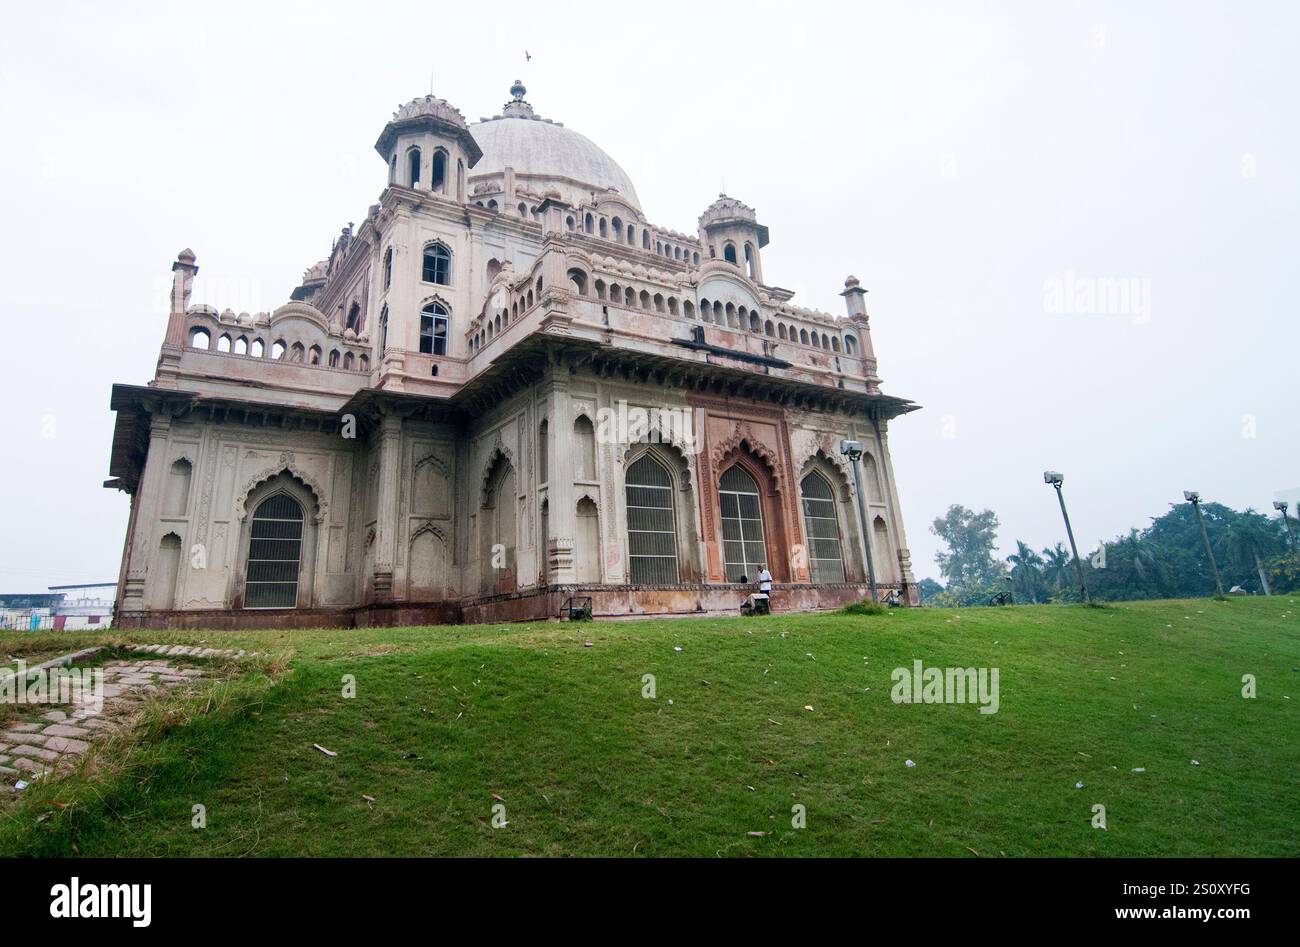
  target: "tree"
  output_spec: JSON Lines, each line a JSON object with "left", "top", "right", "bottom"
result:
{"left": 1006, "top": 541, "right": 1045, "bottom": 603}
{"left": 1041, "top": 543, "right": 1073, "bottom": 595}
{"left": 916, "top": 577, "right": 945, "bottom": 603}
{"left": 930, "top": 505, "right": 1006, "bottom": 601}
{"left": 1221, "top": 509, "right": 1285, "bottom": 595}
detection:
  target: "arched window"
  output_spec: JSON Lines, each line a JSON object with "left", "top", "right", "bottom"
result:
{"left": 723, "top": 243, "right": 738, "bottom": 265}
{"left": 749, "top": 312, "right": 761, "bottom": 332}
{"left": 566, "top": 216, "right": 575, "bottom": 231}
{"left": 642, "top": 230, "right": 650, "bottom": 249}
{"left": 568, "top": 268, "right": 588, "bottom": 296}
{"left": 598, "top": 218, "right": 607, "bottom": 238}
{"left": 346, "top": 303, "right": 361, "bottom": 333}
{"left": 217, "top": 334, "right": 232, "bottom": 353}
{"left": 431, "top": 149, "right": 447, "bottom": 192}
{"left": 518, "top": 202, "right": 528, "bottom": 217}
{"left": 343, "top": 351, "right": 354, "bottom": 370}
{"left": 308, "top": 344, "right": 322, "bottom": 365}
{"left": 719, "top": 465, "right": 767, "bottom": 582}
{"left": 251, "top": 339, "right": 265, "bottom": 358}
{"left": 594, "top": 279, "right": 606, "bottom": 300}
{"left": 379, "top": 305, "right": 389, "bottom": 358}
{"left": 359, "top": 354, "right": 369, "bottom": 371}
{"left": 234, "top": 336, "right": 249, "bottom": 355}
{"left": 271, "top": 340, "right": 286, "bottom": 360}
{"left": 420, "top": 301, "right": 449, "bottom": 355}
{"left": 626, "top": 453, "right": 679, "bottom": 584}
{"left": 383, "top": 248, "right": 393, "bottom": 290}
{"left": 612, "top": 217, "right": 623, "bottom": 239}
{"left": 778, "top": 323, "right": 788, "bottom": 340}
{"left": 627, "top": 226, "right": 635, "bottom": 246}
{"left": 244, "top": 493, "right": 304, "bottom": 609}
{"left": 407, "top": 147, "right": 421, "bottom": 188}
{"left": 800, "top": 472, "right": 845, "bottom": 582}
{"left": 799, "top": 328, "right": 809, "bottom": 345}
{"left": 585, "top": 213, "right": 594, "bottom": 234}
{"left": 684, "top": 300, "right": 695, "bottom": 319}
{"left": 189, "top": 327, "right": 210, "bottom": 349}
{"left": 574, "top": 415, "right": 596, "bottom": 480}
{"left": 831, "top": 336, "right": 841, "bottom": 352}
{"left": 164, "top": 459, "right": 192, "bottom": 516}
{"left": 422, "top": 243, "right": 451, "bottom": 285}
{"left": 744, "top": 243, "right": 756, "bottom": 279}
{"left": 328, "top": 349, "right": 340, "bottom": 367}
{"left": 764, "top": 320, "right": 775, "bottom": 336}
{"left": 845, "top": 335, "right": 858, "bottom": 355}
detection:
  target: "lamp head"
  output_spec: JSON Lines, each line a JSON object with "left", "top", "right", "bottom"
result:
{"left": 839, "top": 439, "right": 864, "bottom": 462}
{"left": 1043, "top": 471, "right": 1063, "bottom": 486}
{"left": 1273, "top": 500, "right": 1290, "bottom": 513}
{"left": 1184, "top": 491, "right": 1200, "bottom": 503}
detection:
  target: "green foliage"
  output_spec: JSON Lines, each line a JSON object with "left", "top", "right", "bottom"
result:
{"left": 915, "top": 577, "right": 945, "bottom": 603}
{"left": 930, "top": 505, "right": 1007, "bottom": 602}
{"left": 999, "top": 504, "right": 1294, "bottom": 604}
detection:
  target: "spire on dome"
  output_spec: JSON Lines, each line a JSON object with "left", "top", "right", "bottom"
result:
{"left": 502, "top": 79, "right": 536, "bottom": 118}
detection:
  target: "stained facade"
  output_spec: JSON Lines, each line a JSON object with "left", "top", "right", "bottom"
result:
{"left": 105, "top": 82, "right": 920, "bottom": 629}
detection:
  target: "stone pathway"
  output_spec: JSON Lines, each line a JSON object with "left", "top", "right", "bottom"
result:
{"left": 121, "top": 643, "right": 252, "bottom": 659}
{"left": 1, "top": 659, "right": 206, "bottom": 785}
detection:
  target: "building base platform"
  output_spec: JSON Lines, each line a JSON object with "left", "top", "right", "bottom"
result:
{"left": 113, "top": 582, "right": 912, "bottom": 631}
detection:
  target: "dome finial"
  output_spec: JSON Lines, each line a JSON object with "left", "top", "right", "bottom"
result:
{"left": 502, "top": 79, "right": 535, "bottom": 118}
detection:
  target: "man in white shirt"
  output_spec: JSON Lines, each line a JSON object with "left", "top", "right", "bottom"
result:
{"left": 757, "top": 566, "right": 774, "bottom": 597}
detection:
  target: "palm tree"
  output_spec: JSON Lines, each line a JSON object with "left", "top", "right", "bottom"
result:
{"left": 1007, "top": 541, "right": 1045, "bottom": 603}
{"left": 1223, "top": 510, "right": 1283, "bottom": 595}
{"left": 1041, "top": 543, "right": 1073, "bottom": 596}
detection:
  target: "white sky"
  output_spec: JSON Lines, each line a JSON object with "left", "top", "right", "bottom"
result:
{"left": 1, "top": 0, "right": 1296, "bottom": 592}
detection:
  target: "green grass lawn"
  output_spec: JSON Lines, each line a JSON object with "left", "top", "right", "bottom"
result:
{"left": 1, "top": 597, "right": 1297, "bottom": 857}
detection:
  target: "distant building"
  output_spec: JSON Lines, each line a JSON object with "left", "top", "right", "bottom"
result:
{"left": 105, "top": 82, "right": 920, "bottom": 628}
{"left": 0, "top": 584, "right": 116, "bottom": 631}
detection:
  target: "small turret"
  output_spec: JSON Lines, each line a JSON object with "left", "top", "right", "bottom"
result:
{"left": 375, "top": 94, "right": 483, "bottom": 201}
{"left": 698, "top": 194, "right": 769, "bottom": 283}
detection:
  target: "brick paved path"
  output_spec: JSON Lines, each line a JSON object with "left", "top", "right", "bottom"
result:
{"left": 1, "top": 659, "right": 205, "bottom": 784}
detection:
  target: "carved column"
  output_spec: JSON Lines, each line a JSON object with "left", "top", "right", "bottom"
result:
{"left": 544, "top": 370, "right": 576, "bottom": 584}
{"left": 873, "top": 417, "right": 918, "bottom": 603}
{"left": 371, "top": 413, "right": 403, "bottom": 602}
{"left": 120, "top": 413, "right": 173, "bottom": 612}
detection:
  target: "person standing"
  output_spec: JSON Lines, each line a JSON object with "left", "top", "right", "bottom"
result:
{"left": 757, "top": 565, "right": 774, "bottom": 604}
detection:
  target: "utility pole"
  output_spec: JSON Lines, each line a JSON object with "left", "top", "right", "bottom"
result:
{"left": 1044, "top": 472, "right": 1090, "bottom": 604}
{"left": 1185, "top": 492, "right": 1225, "bottom": 597}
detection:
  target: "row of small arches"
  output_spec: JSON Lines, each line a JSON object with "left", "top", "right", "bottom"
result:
{"left": 469, "top": 272, "right": 546, "bottom": 353}
{"left": 189, "top": 328, "right": 369, "bottom": 370}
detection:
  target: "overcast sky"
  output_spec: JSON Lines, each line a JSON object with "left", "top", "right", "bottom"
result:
{"left": 1, "top": 0, "right": 1296, "bottom": 593}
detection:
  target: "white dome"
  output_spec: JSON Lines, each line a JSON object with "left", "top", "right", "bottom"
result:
{"left": 469, "top": 116, "right": 641, "bottom": 213}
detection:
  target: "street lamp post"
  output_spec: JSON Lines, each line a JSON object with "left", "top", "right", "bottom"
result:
{"left": 1274, "top": 500, "right": 1298, "bottom": 552}
{"left": 1044, "top": 471, "right": 1090, "bottom": 604}
{"left": 1185, "top": 491, "right": 1225, "bottom": 597}
{"left": 841, "top": 439, "right": 879, "bottom": 603}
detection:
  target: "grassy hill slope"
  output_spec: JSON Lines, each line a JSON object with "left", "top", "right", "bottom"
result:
{"left": 2, "top": 597, "right": 1296, "bottom": 857}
